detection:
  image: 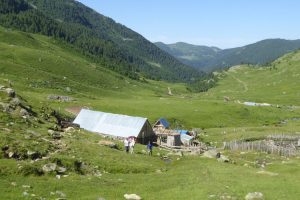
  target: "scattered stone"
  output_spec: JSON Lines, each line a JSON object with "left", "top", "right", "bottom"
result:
{"left": 23, "top": 191, "right": 29, "bottom": 196}
{"left": 245, "top": 192, "right": 264, "bottom": 200}
{"left": 19, "top": 108, "right": 29, "bottom": 117}
{"left": 64, "top": 127, "right": 75, "bottom": 132}
{"left": 10, "top": 97, "right": 21, "bottom": 106}
{"left": 124, "top": 194, "right": 142, "bottom": 200}
{"left": 65, "top": 87, "right": 71, "bottom": 92}
{"left": 203, "top": 149, "right": 218, "bottom": 158}
{"left": 56, "top": 175, "right": 61, "bottom": 179}
{"left": 42, "top": 163, "right": 57, "bottom": 173}
{"left": 31, "top": 194, "right": 36, "bottom": 197}
{"left": 97, "top": 197, "right": 106, "bottom": 200}
{"left": 11, "top": 182, "right": 17, "bottom": 187}
{"left": 8, "top": 152, "right": 15, "bottom": 158}
{"left": 57, "top": 167, "right": 67, "bottom": 173}
{"left": 48, "top": 95, "right": 74, "bottom": 102}
{"left": 5, "top": 88, "right": 15, "bottom": 97}
{"left": 55, "top": 190, "right": 66, "bottom": 198}
{"left": 48, "top": 130, "right": 62, "bottom": 139}
{"left": 256, "top": 170, "right": 278, "bottom": 176}
{"left": 22, "top": 185, "right": 31, "bottom": 188}
{"left": 218, "top": 155, "right": 230, "bottom": 163}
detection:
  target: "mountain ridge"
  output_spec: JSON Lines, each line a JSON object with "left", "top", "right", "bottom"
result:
{"left": 0, "top": 0, "right": 205, "bottom": 82}
{"left": 155, "top": 39, "right": 300, "bottom": 71}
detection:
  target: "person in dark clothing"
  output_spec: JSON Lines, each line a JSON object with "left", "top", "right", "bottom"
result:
{"left": 147, "top": 141, "right": 153, "bottom": 156}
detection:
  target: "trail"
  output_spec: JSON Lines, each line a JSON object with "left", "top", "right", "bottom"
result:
{"left": 225, "top": 72, "right": 248, "bottom": 92}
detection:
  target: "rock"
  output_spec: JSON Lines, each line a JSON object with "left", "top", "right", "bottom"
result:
{"left": 22, "top": 185, "right": 31, "bottom": 188}
{"left": 48, "top": 130, "right": 62, "bottom": 139}
{"left": 56, "top": 175, "right": 61, "bottom": 179}
{"left": 64, "top": 127, "right": 75, "bottom": 132}
{"left": 10, "top": 97, "right": 21, "bottom": 106}
{"left": 203, "top": 149, "right": 218, "bottom": 158}
{"left": 124, "top": 194, "right": 142, "bottom": 200}
{"left": 218, "top": 155, "right": 230, "bottom": 163}
{"left": 8, "top": 152, "right": 15, "bottom": 158}
{"left": 5, "top": 88, "right": 15, "bottom": 97}
{"left": 57, "top": 167, "right": 67, "bottom": 173}
{"left": 0, "top": 85, "right": 5, "bottom": 90}
{"left": 19, "top": 108, "right": 29, "bottom": 117}
{"left": 11, "top": 182, "right": 17, "bottom": 186}
{"left": 48, "top": 95, "right": 74, "bottom": 102}
{"left": 65, "top": 87, "right": 71, "bottom": 92}
{"left": 245, "top": 192, "right": 264, "bottom": 200}
{"left": 56, "top": 191, "right": 66, "bottom": 197}
{"left": 97, "top": 198, "right": 106, "bottom": 200}
{"left": 42, "top": 163, "right": 57, "bottom": 173}
{"left": 23, "top": 191, "right": 29, "bottom": 196}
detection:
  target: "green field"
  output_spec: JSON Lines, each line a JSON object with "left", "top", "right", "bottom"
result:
{"left": 1, "top": 27, "right": 300, "bottom": 199}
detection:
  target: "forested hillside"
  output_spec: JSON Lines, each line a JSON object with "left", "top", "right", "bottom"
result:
{"left": 156, "top": 39, "right": 300, "bottom": 71}
{"left": 0, "top": 0, "right": 205, "bottom": 82}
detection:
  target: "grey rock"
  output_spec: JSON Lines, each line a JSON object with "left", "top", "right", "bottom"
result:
{"left": 55, "top": 190, "right": 66, "bottom": 198}
{"left": 218, "top": 155, "right": 230, "bottom": 163}
{"left": 203, "top": 149, "right": 218, "bottom": 158}
{"left": 10, "top": 97, "right": 21, "bottom": 106}
{"left": 19, "top": 108, "right": 29, "bottom": 116}
{"left": 8, "top": 152, "right": 15, "bottom": 158}
{"left": 42, "top": 163, "right": 57, "bottom": 172}
{"left": 124, "top": 194, "right": 142, "bottom": 200}
{"left": 5, "top": 88, "right": 15, "bottom": 97}
{"left": 57, "top": 167, "right": 67, "bottom": 173}
{"left": 245, "top": 192, "right": 264, "bottom": 200}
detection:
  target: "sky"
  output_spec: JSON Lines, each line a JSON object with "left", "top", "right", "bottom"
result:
{"left": 77, "top": 0, "right": 300, "bottom": 49}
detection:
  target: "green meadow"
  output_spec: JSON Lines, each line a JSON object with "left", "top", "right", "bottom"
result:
{"left": 1, "top": 27, "right": 300, "bottom": 199}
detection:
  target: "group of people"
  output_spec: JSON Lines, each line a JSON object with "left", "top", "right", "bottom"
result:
{"left": 123, "top": 138, "right": 153, "bottom": 156}
{"left": 123, "top": 137, "right": 135, "bottom": 154}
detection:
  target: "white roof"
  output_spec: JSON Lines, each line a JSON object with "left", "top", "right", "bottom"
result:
{"left": 73, "top": 109, "right": 147, "bottom": 138}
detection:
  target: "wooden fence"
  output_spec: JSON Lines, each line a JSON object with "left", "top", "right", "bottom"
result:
{"left": 223, "top": 140, "right": 299, "bottom": 157}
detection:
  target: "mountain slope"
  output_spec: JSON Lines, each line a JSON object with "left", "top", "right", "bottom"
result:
{"left": 0, "top": 0, "right": 204, "bottom": 82}
{"left": 156, "top": 39, "right": 300, "bottom": 71}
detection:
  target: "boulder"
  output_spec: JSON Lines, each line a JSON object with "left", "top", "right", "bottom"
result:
{"left": 218, "top": 155, "right": 230, "bottom": 163}
{"left": 124, "top": 194, "right": 142, "bottom": 200}
{"left": 8, "top": 152, "right": 15, "bottom": 158}
{"left": 64, "top": 127, "right": 75, "bottom": 133}
{"left": 19, "top": 108, "right": 29, "bottom": 117}
{"left": 203, "top": 149, "right": 218, "bottom": 158}
{"left": 5, "top": 88, "right": 15, "bottom": 97}
{"left": 42, "top": 163, "right": 57, "bottom": 173}
{"left": 245, "top": 192, "right": 264, "bottom": 200}
{"left": 57, "top": 167, "right": 67, "bottom": 173}
{"left": 10, "top": 97, "right": 21, "bottom": 106}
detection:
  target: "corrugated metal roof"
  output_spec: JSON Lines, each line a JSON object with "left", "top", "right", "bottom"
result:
{"left": 73, "top": 109, "right": 147, "bottom": 138}
{"left": 159, "top": 118, "right": 170, "bottom": 128}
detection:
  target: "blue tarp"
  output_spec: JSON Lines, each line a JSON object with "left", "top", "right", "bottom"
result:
{"left": 175, "top": 130, "right": 189, "bottom": 135}
{"left": 159, "top": 118, "right": 170, "bottom": 128}
{"left": 180, "top": 133, "right": 193, "bottom": 143}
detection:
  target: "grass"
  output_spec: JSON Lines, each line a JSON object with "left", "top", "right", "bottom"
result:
{"left": 1, "top": 27, "right": 300, "bottom": 199}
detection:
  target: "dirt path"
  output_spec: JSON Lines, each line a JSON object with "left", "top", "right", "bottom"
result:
{"left": 225, "top": 72, "right": 248, "bottom": 92}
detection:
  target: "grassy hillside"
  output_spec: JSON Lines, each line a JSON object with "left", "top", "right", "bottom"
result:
{"left": 156, "top": 39, "right": 300, "bottom": 72}
{"left": 0, "top": 0, "right": 204, "bottom": 82}
{"left": 1, "top": 27, "right": 300, "bottom": 199}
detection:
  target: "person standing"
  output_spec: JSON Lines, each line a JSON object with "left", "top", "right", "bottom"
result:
{"left": 124, "top": 138, "right": 129, "bottom": 153}
{"left": 147, "top": 141, "right": 153, "bottom": 156}
{"left": 129, "top": 138, "right": 135, "bottom": 154}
